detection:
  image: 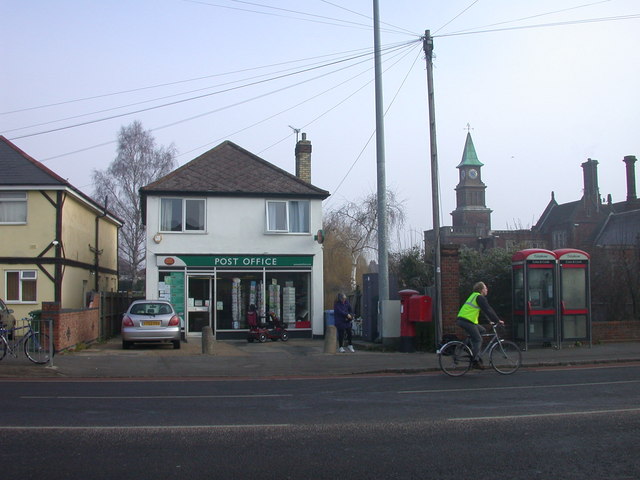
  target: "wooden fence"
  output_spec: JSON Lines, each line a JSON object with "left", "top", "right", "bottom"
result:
{"left": 99, "top": 291, "right": 143, "bottom": 339}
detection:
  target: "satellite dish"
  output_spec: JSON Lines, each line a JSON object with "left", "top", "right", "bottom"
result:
{"left": 314, "top": 229, "right": 325, "bottom": 244}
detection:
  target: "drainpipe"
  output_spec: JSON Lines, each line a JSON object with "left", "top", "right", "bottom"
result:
{"left": 90, "top": 198, "right": 108, "bottom": 291}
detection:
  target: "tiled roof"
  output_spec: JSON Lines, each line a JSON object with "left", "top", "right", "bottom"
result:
{"left": 141, "top": 141, "right": 330, "bottom": 199}
{"left": 0, "top": 136, "right": 68, "bottom": 186}
{"left": 0, "top": 136, "right": 122, "bottom": 224}
{"left": 594, "top": 210, "right": 640, "bottom": 246}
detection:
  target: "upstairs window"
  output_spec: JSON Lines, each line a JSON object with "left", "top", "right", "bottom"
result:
{"left": 266, "top": 200, "right": 310, "bottom": 233}
{"left": 0, "top": 191, "right": 27, "bottom": 224}
{"left": 160, "top": 198, "right": 205, "bottom": 232}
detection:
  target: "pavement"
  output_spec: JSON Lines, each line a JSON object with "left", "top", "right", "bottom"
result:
{"left": 1, "top": 336, "right": 640, "bottom": 379}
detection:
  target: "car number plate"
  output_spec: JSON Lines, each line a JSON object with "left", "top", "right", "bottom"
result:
{"left": 142, "top": 320, "right": 161, "bottom": 326}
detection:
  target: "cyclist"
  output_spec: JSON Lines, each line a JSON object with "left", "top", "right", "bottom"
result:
{"left": 456, "top": 281, "right": 504, "bottom": 369}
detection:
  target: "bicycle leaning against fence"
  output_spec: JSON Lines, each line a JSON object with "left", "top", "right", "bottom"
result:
{"left": 0, "top": 317, "right": 53, "bottom": 365}
{"left": 437, "top": 322, "right": 522, "bottom": 376}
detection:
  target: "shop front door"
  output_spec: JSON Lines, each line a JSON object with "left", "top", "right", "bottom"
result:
{"left": 187, "top": 276, "right": 212, "bottom": 336}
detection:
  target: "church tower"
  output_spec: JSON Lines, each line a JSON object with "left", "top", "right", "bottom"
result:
{"left": 451, "top": 132, "right": 492, "bottom": 235}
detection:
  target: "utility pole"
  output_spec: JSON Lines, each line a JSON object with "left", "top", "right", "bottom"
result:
{"left": 423, "top": 30, "right": 443, "bottom": 346}
{"left": 373, "top": 0, "right": 389, "bottom": 342}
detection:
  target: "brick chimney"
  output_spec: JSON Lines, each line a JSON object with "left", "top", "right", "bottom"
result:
{"left": 295, "top": 132, "right": 312, "bottom": 183}
{"left": 623, "top": 155, "right": 637, "bottom": 203}
{"left": 581, "top": 158, "right": 601, "bottom": 214}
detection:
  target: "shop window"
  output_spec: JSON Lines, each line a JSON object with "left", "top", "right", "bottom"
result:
{"left": 216, "top": 272, "right": 264, "bottom": 330}
{"left": 160, "top": 198, "right": 205, "bottom": 232}
{"left": 215, "top": 271, "right": 311, "bottom": 330}
{"left": 266, "top": 200, "right": 309, "bottom": 233}
{"left": 0, "top": 191, "right": 27, "bottom": 224}
{"left": 5, "top": 270, "right": 37, "bottom": 302}
{"left": 265, "top": 272, "right": 310, "bottom": 327}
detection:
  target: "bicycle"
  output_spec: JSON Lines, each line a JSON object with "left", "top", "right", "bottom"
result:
{"left": 0, "top": 318, "right": 53, "bottom": 365}
{"left": 437, "top": 322, "right": 522, "bottom": 376}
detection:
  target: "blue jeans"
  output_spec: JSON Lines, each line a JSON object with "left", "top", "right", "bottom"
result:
{"left": 456, "top": 318, "right": 486, "bottom": 361}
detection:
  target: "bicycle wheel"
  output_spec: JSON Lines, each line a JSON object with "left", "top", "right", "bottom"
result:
{"left": 24, "top": 332, "right": 53, "bottom": 364}
{"left": 438, "top": 341, "right": 472, "bottom": 377}
{"left": 0, "top": 335, "right": 7, "bottom": 361}
{"left": 489, "top": 340, "right": 522, "bottom": 374}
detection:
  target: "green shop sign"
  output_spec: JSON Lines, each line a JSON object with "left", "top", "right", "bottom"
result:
{"left": 159, "top": 254, "right": 313, "bottom": 268}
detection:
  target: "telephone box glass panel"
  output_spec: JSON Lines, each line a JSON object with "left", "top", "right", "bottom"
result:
{"left": 528, "top": 267, "right": 555, "bottom": 310}
{"left": 561, "top": 267, "right": 586, "bottom": 309}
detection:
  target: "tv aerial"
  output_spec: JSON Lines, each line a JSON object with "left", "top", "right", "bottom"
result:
{"left": 289, "top": 125, "right": 301, "bottom": 142}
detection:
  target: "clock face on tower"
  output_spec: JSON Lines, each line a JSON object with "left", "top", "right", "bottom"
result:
{"left": 468, "top": 168, "right": 478, "bottom": 179}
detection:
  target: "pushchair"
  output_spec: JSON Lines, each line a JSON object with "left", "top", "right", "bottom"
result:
{"left": 246, "top": 304, "right": 267, "bottom": 343}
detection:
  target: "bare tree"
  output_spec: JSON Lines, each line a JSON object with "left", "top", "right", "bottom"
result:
{"left": 93, "top": 121, "right": 176, "bottom": 289}
{"left": 324, "top": 190, "right": 405, "bottom": 292}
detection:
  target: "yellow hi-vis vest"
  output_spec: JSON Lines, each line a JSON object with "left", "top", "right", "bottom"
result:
{"left": 458, "top": 292, "right": 481, "bottom": 324}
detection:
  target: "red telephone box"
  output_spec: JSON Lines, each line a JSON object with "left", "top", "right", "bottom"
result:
{"left": 554, "top": 249, "right": 591, "bottom": 346}
{"left": 512, "top": 249, "right": 558, "bottom": 349}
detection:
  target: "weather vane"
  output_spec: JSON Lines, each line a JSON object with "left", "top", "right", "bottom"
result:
{"left": 465, "top": 123, "right": 474, "bottom": 133}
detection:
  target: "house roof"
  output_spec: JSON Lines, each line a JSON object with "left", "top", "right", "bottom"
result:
{"left": 0, "top": 136, "right": 70, "bottom": 186}
{"left": 594, "top": 210, "right": 640, "bottom": 246}
{"left": 140, "top": 140, "right": 330, "bottom": 199}
{"left": 456, "top": 132, "right": 483, "bottom": 168}
{"left": 0, "top": 136, "right": 122, "bottom": 225}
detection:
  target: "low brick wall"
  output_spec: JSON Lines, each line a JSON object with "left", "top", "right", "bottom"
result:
{"left": 41, "top": 295, "right": 100, "bottom": 352}
{"left": 593, "top": 320, "right": 640, "bottom": 343}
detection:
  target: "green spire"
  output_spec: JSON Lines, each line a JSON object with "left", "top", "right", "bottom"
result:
{"left": 456, "top": 132, "right": 483, "bottom": 168}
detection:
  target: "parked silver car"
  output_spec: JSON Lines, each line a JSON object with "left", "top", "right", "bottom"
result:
{"left": 121, "top": 300, "right": 181, "bottom": 349}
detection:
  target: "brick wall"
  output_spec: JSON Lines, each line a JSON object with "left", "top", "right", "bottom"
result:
{"left": 593, "top": 320, "right": 640, "bottom": 343}
{"left": 441, "top": 244, "right": 460, "bottom": 335}
{"left": 41, "top": 294, "right": 100, "bottom": 352}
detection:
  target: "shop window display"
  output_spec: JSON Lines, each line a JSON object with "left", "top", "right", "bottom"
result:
{"left": 215, "top": 271, "right": 310, "bottom": 331}
{"left": 265, "top": 272, "right": 310, "bottom": 328}
{"left": 216, "top": 272, "right": 263, "bottom": 330}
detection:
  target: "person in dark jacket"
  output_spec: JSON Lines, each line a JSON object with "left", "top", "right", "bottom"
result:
{"left": 333, "top": 293, "right": 355, "bottom": 353}
{"left": 456, "top": 281, "right": 503, "bottom": 369}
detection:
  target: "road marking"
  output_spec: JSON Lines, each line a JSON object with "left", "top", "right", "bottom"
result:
{"left": 21, "top": 394, "right": 293, "bottom": 400}
{"left": 0, "top": 424, "right": 293, "bottom": 431}
{"left": 449, "top": 407, "right": 640, "bottom": 421}
{"left": 399, "top": 379, "right": 640, "bottom": 394}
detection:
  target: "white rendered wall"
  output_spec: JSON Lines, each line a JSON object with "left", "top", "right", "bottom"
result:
{"left": 145, "top": 195, "right": 325, "bottom": 335}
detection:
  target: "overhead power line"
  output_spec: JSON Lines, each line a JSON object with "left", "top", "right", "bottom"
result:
{"left": 184, "top": 0, "right": 410, "bottom": 35}
{"left": 38, "top": 40, "right": 421, "bottom": 163}
{"left": 441, "top": 0, "right": 615, "bottom": 36}
{"left": 9, "top": 40, "right": 418, "bottom": 141}
{"left": 436, "top": 14, "right": 640, "bottom": 38}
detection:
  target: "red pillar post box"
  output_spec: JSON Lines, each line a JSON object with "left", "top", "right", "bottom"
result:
{"left": 399, "top": 289, "right": 419, "bottom": 352}
{"left": 409, "top": 295, "right": 432, "bottom": 323}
